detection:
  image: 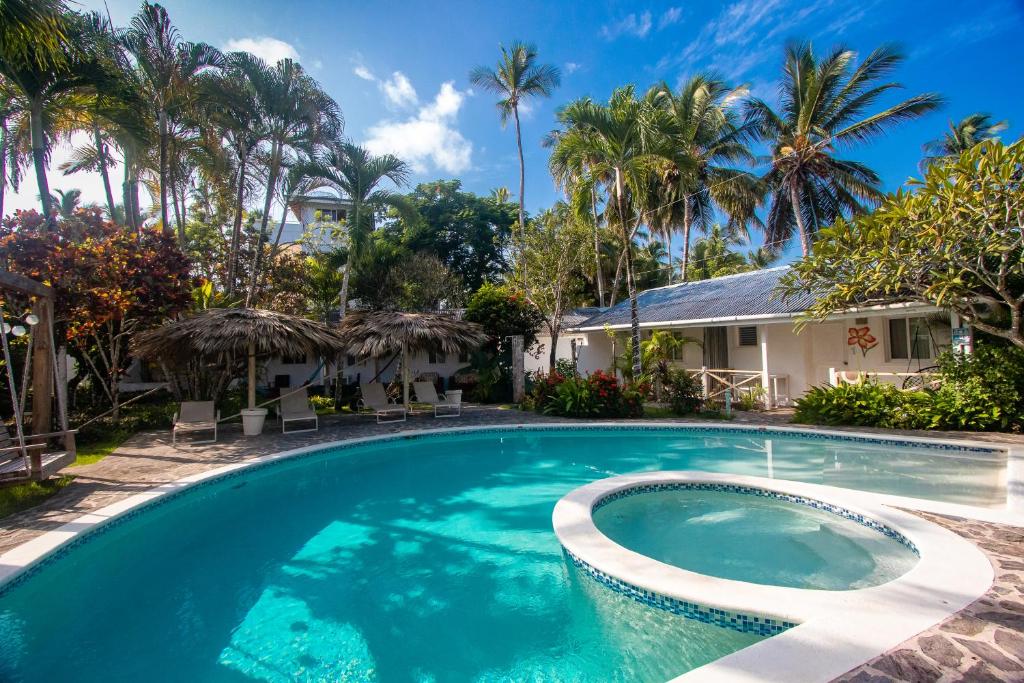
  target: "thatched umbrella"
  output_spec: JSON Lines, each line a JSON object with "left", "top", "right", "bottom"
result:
{"left": 133, "top": 308, "right": 348, "bottom": 412}
{"left": 336, "top": 311, "right": 488, "bottom": 406}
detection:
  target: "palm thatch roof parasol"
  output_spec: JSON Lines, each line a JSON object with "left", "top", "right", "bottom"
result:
{"left": 133, "top": 308, "right": 348, "bottom": 409}
{"left": 336, "top": 311, "right": 488, "bottom": 406}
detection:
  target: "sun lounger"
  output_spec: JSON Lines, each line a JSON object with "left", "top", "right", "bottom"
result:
{"left": 413, "top": 381, "right": 462, "bottom": 417}
{"left": 358, "top": 383, "right": 407, "bottom": 423}
{"left": 279, "top": 388, "right": 319, "bottom": 434}
{"left": 172, "top": 401, "right": 219, "bottom": 445}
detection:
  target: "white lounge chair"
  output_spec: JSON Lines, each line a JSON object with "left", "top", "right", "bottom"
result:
{"left": 172, "top": 401, "right": 219, "bottom": 445}
{"left": 413, "top": 381, "right": 462, "bottom": 417}
{"left": 358, "top": 383, "right": 407, "bottom": 423}
{"left": 279, "top": 388, "right": 318, "bottom": 434}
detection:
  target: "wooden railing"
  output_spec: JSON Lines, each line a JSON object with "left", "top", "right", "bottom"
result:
{"left": 828, "top": 369, "right": 941, "bottom": 391}
{"left": 684, "top": 367, "right": 788, "bottom": 408}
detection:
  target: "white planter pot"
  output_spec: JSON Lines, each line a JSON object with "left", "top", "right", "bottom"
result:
{"left": 241, "top": 408, "right": 268, "bottom": 436}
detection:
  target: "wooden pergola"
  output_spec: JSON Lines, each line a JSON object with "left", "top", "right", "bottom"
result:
{"left": 0, "top": 271, "right": 76, "bottom": 482}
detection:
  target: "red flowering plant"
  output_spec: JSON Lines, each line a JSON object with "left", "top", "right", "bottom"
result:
{"left": 539, "top": 369, "right": 645, "bottom": 418}
{"left": 526, "top": 368, "right": 567, "bottom": 411}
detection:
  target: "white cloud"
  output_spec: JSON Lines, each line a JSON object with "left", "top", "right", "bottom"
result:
{"left": 312, "top": 59, "right": 324, "bottom": 70}
{"left": 658, "top": 7, "right": 684, "bottom": 30}
{"left": 601, "top": 11, "right": 653, "bottom": 39}
{"left": 364, "top": 81, "right": 473, "bottom": 174}
{"left": 223, "top": 36, "right": 299, "bottom": 64}
{"left": 381, "top": 71, "right": 418, "bottom": 109}
{"left": 353, "top": 64, "right": 375, "bottom": 81}
{"left": 564, "top": 61, "right": 581, "bottom": 75}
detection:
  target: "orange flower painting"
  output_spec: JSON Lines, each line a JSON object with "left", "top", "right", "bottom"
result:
{"left": 848, "top": 326, "right": 878, "bottom": 355}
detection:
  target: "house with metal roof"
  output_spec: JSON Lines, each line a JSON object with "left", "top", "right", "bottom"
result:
{"left": 540, "top": 267, "right": 956, "bottom": 406}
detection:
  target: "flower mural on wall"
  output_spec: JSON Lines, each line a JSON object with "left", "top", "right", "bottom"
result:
{"left": 848, "top": 326, "right": 878, "bottom": 357}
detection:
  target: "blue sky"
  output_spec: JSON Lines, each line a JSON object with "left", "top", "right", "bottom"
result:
{"left": 12, "top": 0, "right": 1024, "bottom": 260}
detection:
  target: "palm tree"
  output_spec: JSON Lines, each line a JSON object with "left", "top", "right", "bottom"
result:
{"left": 490, "top": 186, "right": 510, "bottom": 204}
{"left": 303, "top": 141, "right": 411, "bottom": 318}
{"left": 50, "top": 187, "right": 81, "bottom": 218}
{"left": 0, "top": 11, "right": 115, "bottom": 228}
{"left": 547, "top": 86, "right": 667, "bottom": 377}
{"left": 648, "top": 76, "right": 761, "bottom": 281}
{"left": 0, "top": 0, "right": 69, "bottom": 73}
{"left": 746, "top": 43, "right": 942, "bottom": 257}
{"left": 470, "top": 43, "right": 560, "bottom": 288}
{"left": 921, "top": 113, "right": 1007, "bottom": 169}
{"left": 244, "top": 58, "right": 342, "bottom": 306}
{"left": 123, "top": 1, "right": 223, "bottom": 238}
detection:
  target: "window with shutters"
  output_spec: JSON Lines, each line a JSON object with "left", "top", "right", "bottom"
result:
{"left": 737, "top": 326, "right": 758, "bottom": 347}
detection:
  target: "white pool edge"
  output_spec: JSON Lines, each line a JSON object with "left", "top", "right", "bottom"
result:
{"left": 553, "top": 470, "right": 993, "bottom": 683}
{"left": 0, "top": 421, "right": 1015, "bottom": 681}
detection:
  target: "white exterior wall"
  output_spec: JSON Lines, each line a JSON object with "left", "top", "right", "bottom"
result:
{"left": 526, "top": 333, "right": 589, "bottom": 373}
{"left": 340, "top": 350, "right": 469, "bottom": 388}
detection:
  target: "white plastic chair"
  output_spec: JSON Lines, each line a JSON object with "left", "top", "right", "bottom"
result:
{"left": 413, "top": 381, "right": 462, "bottom": 417}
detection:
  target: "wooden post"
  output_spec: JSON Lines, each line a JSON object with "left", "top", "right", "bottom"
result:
{"left": 247, "top": 342, "right": 257, "bottom": 409}
{"left": 511, "top": 335, "right": 525, "bottom": 403}
{"left": 828, "top": 367, "right": 838, "bottom": 387}
{"left": 402, "top": 341, "right": 410, "bottom": 407}
{"left": 700, "top": 365, "right": 710, "bottom": 399}
{"left": 30, "top": 298, "right": 53, "bottom": 475}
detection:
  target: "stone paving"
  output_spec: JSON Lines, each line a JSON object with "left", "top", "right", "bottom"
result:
{"left": 0, "top": 406, "right": 1022, "bottom": 681}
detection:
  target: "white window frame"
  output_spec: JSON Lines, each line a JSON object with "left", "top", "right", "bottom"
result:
{"left": 886, "top": 316, "right": 936, "bottom": 361}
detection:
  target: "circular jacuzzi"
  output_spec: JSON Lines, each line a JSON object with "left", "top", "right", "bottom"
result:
{"left": 592, "top": 484, "right": 919, "bottom": 590}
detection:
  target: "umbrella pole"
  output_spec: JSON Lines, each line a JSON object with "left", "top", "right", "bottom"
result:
{"left": 402, "top": 341, "right": 410, "bottom": 408}
{"left": 248, "top": 342, "right": 257, "bottom": 410}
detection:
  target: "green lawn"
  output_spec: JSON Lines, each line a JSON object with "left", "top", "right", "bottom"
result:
{"left": 70, "top": 429, "right": 134, "bottom": 467}
{"left": 0, "top": 476, "right": 74, "bottom": 519}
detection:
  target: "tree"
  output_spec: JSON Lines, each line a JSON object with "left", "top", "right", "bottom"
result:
{"left": 782, "top": 139, "right": 1024, "bottom": 348}
{"left": 123, "top": 1, "right": 223, "bottom": 237}
{"left": 746, "top": 42, "right": 942, "bottom": 256}
{"left": 303, "top": 141, "right": 411, "bottom": 318}
{"left": 921, "top": 113, "right": 1008, "bottom": 169}
{"left": 0, "top": 208, "right": 192, "bottom": 418}
{"left": 523, "top": 203, "right": 589, "bottom": 369}
{"left": 470, "top": 42, "right": 560, "bottom": 288}
{"left": 648, "top": 76, "right": 761, "bottom": 281}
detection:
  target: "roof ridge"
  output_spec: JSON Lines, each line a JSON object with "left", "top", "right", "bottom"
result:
{"left": 641, "top": 265, "right": 791, "bottom": 294}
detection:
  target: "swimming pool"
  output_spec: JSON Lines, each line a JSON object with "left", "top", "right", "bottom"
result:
{"left": 0, "top": 426, "right": 1006, "bottom": 682}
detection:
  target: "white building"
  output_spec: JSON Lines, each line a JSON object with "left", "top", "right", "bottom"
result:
{"left": 542, "top": 267, "right": 955, "bottom": 407}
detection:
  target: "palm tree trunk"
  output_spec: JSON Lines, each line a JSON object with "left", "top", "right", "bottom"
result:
{"left": 29, "top": 98, "right": 53, "bottom": 228}
{"left": 158, "top": 108, "right": 172, "bottom": 236}
{"left": 0, "top": 118, "right": 7, "bottom": 221}
{"left": 791, "top": 183, "right": 811, "bottom": 257}
{"left": 609, "top": 246, "right": 625, "bottom": 307}
{"left": 91, "top": 121, "right": 117, "bottom": 221}
{"left": 269, "top": 197, "right": 290, "bottom": 257}
{"left": 246, "top": 142, "right": 281, "bottom": 307}
{"left": 615, "top": 167, "right": 642, "bottom": 379}
{"left": 513, "top": 104, "right": 527, "bottom": 292}
{"left": 665, "top": 226, "right": 673, "bottom": 285}
{"left": 681, "top": 200, "right": 692, "bottom": 281}
{"left": 338, "top": 258, "right": 350, "bottom": 320}
{"left": 227, "top": 153, "right": 247, "bottom": 295}
{"left": 591, "top": 188, "right": 605, "bottom": 307}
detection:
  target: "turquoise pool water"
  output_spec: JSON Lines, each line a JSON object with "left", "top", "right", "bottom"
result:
{"left": 594, "top": 489, "right": 920, "bottom": 590}
{"left": 0, "top": 427, "right": 1004, "bottom": 682}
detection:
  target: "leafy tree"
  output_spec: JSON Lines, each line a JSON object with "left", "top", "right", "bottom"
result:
{"left": 380, "top": 252, "right": 464, "bottom": 313}
{"left": 470, "top": 42, "right": 560, "bottom": 286}
{"left": 464, "top": 282, "right": 544, "bottom": 352}
{"left": 782, "top": 139, "right": 1024, "bottom": 348}
{"left": 399, "top": 180, "right": 516, "bottom": 292}
{"left": 746, "top": 42, "right": 942, "bottom": 256}
{"left": 921, "top": 113, "right": 1008, "bottom": 169}
{"left": 523, "top": 203, "right": 590, "bottom": 369}
{"left": 0, "top": 208, "right": 192, "bottom": 418}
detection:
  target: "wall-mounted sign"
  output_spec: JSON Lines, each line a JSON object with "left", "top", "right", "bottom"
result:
{"left": 952, "top": 326, "right": 973, "bottom": 354}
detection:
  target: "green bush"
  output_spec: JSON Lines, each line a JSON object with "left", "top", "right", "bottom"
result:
{"left": 794, "top": 382, "right": 918, "bottom": 429}
{"left": 662, "top": 369, "right": 703, "bottom": 416}
{"left": 541, "top": 370, "right": 644, "bottom": 419}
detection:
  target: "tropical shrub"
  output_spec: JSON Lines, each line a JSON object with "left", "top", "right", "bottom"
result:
{"left": 538, "top": 370, "right": 644, "bottom": 418}
{"left": 793, "top": 382, "right": 923, "bottom": 429}
{"left": 662, "top": 368, "right": 703, "bottom": 415}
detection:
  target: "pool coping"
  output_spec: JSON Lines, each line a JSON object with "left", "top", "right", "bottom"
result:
{"left": 0, "top": 421, "right": 1016, "bottom": 680}
{"left": 553, "top": 470, "right": 993, "bottom": 682}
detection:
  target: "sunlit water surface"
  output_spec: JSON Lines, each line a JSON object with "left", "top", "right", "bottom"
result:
{"left": 0, "top": 428, "right": 1004, "bottom": 682}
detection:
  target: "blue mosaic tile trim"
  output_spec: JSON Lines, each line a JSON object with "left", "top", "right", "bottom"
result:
{"left": 0, "top": 423, "right": 974, "bottom": 596}
{"left": 564, "top": 547, "right": 796, "bottom": 637}
{"left": 594, "top": 483, "right": 919, "bottom": 555}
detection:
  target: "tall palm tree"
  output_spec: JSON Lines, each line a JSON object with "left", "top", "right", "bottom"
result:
{"left": 0, "top": 0, "right": 69, "bottom": 73}
{"left": 303, "top": 141, "right": 411, "bottom": 318}
{"left": 244, "top": 58, "right": 342, "bottom": 306}
{"left": 123, "top": 1, "right": 223, "bottom": 238}
{"left": 921, "top": 113, "right": 1007, "bottom": 169}
{"left": 0, "top": 11, "right": 115, "bottom": 228}
{"left": 648, "top": 76, "right": 761, "bottom": 281}
{"left": 746, "top": 43, "right": 942, "bottom": 256}
{"left": 548, "top": 86, "right": 667, "bottom": 377}
{"left": 470, "top": 42, "right": 560, "bottom": 288}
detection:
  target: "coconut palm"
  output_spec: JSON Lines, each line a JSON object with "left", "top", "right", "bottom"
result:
{"left": 244, "top": 58, "right": 342, "bottom": 306}
{"left": 122, "top": 1, "right": 223, "bottom": 238}
{"left": 0, "top": 0, "right": 69, "bottom": 73}
{"left": 648, "top": 76, "right": 761, "bottom": 280}
{"left": 0, "top": 12, "right": 115, "bottom": 227}
{"left": 921, "top": 113, "right": 1008, "bottom": 169}
{"left": 746, "top": 43, "right": 942, "bottom": 256}
{"left": 470, "top": 43, "right": 560, "bottom": 288}
{"left": 303, "top": 141, "right": 412, "bottom": 318}
{"left": 548, "top": 86, "right": 668, "bottom": 377}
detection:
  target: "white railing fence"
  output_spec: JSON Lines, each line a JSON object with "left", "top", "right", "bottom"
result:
{"left": 828, "top": 369, "right": 942, "bottom": 391}
{"left": 684, "top": 367, "right": 788, "bottom": 409}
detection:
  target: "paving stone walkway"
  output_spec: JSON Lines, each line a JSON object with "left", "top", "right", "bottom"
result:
{"left": 0, "top": 406, "right": 1022, "bottom": 681}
